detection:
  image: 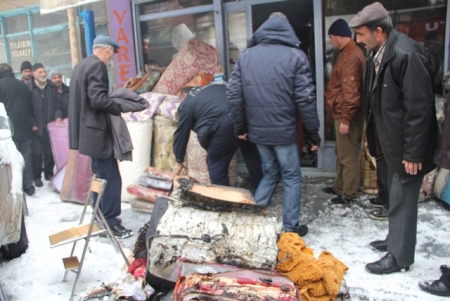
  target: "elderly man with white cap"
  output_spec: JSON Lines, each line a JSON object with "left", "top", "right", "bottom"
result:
{"left": 68, "top": 35, "right": 133, "bottom": 239}
{"left": 49, "top": 70, "right": 69, "bottom": 118}
{"left": 349, "top": 2, "right": 438, "bottom": 274}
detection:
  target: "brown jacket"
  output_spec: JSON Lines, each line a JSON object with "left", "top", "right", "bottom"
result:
{"left": 326, "top": 40, "right": 365, "bottom": 125}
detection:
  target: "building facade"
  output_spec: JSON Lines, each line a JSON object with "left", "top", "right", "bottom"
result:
{"left": 1, "top": 0, "right": 446, "bottom": 174}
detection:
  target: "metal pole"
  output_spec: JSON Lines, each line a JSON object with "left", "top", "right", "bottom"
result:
{"left": 67, "top": 7, "right": 80, "bottom": 67}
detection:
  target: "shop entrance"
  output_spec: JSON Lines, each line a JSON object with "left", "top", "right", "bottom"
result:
{"left": 224, "top": 0, "right": 317, "bottom": 167}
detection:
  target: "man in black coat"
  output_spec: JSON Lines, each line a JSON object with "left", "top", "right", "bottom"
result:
{"left": 0, "top": 63, "right": 35, "bottom": 196}
{"left": 349, "top": 2, "right": 439, "bottom": 274}
{"left": 68, "top": 35, "right": 133, "bottom": 239}
{"left": 27, "top": 63, "right": 62, "bottom": 187}
{"left": 227, "top": 12, "right": 321, "bottom": 237}
{"left": 173, "top": 82, "right": 263, "bottom": 188}
{"left": 49, "top": 69, "right": 70, "bottom": 119}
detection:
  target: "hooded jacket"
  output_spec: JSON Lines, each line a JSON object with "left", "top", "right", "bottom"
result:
{"left": 363, "top": 29, "right": 438, "bottom": 179}
{"left": 227, "top": 16, "right": 320, "bottom": 145}
{"left": 0, "top": 69, "right": 33, "bottom": 141}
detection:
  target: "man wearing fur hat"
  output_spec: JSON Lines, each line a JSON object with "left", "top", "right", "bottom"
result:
{"left": 49, "top": 70, "right": 69, "bottom": 118}
{"left": 323, "top": 19, "right": 365, "bottom": 205}
{"left": 26, "top": 63, "right": 62, "bottom": 187}
{"left": 349, "top": 2, "right": 438, "bottom": 274}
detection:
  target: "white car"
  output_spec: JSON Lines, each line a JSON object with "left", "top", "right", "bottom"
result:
{"left": 0, "top": 102, "right": 28, "bottom": 259}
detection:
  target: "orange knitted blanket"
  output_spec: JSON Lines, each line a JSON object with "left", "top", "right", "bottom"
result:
{"left": 276, "top": 233, "right": 349, "bottom": 301}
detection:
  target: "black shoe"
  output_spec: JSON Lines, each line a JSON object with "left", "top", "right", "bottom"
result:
{"left": 297, "top": 225, "right": 308, "bottom": 237}
{"left": 25, "top": 186, "right": 36, "bottom": 196}
{"left": 331, "top": 195, "right": 353, "bottom": 204}
{"left": 34, "top": 179, "right": 43, "bottom": 187}
{"left": 369, "top": 197, "right": 385, "bottom": 208}
{"left": 369, "top": 208, "right": 388, "bottom": 220}
{"left": 441, "top": 265, "right": 450, "bottom": 274}
{"left": 45, "top": 173, "right": 53, "bottom": 181}
{"left": 287, "top": 225, "right": 309, "bottom": 237}
{"left": 111, "top": 224, "right": 133, "bottom": 239}
{"left": 365, "top": 253, "right": 410, "bottom": 275}
{"left": 369, "top": 239, "right": 387, "bottom": 252}
{"left": 322, "top": 187, "right": 338, "bottom": 195}
{"left": 419, "top": 279, "right": 450, "bottom": 297}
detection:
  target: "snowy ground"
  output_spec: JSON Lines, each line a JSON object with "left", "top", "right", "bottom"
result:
{"left": 1, "top": 176, "right": 449, "bottom": 301}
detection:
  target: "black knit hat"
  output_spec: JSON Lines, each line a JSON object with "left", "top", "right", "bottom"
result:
{"left": 20, "top": 61, "right": 32, "bottom": 72}
{"left": 328, "top": 19, "right": 352, "bottom": 38}
{"left": 32, "top": 63, "right": 45, "bottom": 71}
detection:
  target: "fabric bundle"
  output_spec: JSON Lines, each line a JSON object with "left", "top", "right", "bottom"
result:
{"left": 127, "top": 167, "right": 173, "bottom": 203}
{"left": 276, "top": 233, "right": 348, "bottom": 301}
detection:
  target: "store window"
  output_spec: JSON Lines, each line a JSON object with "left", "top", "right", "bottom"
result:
{"left": 0, "top": 38, "right": 7, "bottom": 64}
{"left": 32, "top": 11, "right": 68, "bottom": 28}
{"left": 140, "top": 11, "right": 215, "bottom": 67}
{"left": 8, "top": 36, "right": 33, "bottom": 72}
{"left": 4, "top": 15, "right": 29, "bottom": 34}
{"left": 139, "top": 0, "right": 213, "bottom": 15}
{"left": 35, "top": 30, "right": 71, "bottom": 67}
{"left": 323, "top": 0, "right": 447, "bottom": 141}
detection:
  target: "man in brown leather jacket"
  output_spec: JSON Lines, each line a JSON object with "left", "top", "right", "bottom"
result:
{"left": 324, "top": 19, "right": 365, "bottom": 204}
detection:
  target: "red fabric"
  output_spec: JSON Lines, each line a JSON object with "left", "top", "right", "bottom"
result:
{"left": 127, "top": 258, "right": 147, "bottom": 279}
{"left": 152, "top": 38, "right": 221, "bottom": 95}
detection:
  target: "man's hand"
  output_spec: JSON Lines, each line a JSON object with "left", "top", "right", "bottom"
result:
{"left": 173, "top": 162, "right": 186, "bottom": 176}
{"left": 32, "top": 126, "right": 38, "bottom": 131}
{"left": 402, "top": 160, "right": 422, "bottom": 175}
{"left": 238, "top": 133, "right": 248, "bottom": 140}
{"left": 55, "top": 118, "right": 62, "bottom": 123}
{"left": 339, "top": 123, "right": 349, "bottom": 135}
{"left": 311, "top": 143, "right": 319, "bottom": 152}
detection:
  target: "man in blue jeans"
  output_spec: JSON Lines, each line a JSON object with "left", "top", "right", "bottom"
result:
{"left": 227, "top": 12, "right": 321, "bottom": 237}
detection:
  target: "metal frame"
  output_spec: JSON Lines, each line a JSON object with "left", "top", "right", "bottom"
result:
{"left": 65, "top": 177, "right": 130, "bottom": 301}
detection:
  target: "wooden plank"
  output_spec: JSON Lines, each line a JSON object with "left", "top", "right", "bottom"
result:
{"left": 49, "top": 224, "right": 104, "bottom": 248}
{"left": 91, "top": 179, "right": 104, "bottom": 194}
{"left": 63, "top": 256, "right": 79, "bottom": 270}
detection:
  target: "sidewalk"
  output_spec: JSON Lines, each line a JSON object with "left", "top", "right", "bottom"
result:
{"left": 298, "top": 176, "right": 450, "bottom": 300}
{"left": 1, "top": 176, "right": 448, "bottom": 300}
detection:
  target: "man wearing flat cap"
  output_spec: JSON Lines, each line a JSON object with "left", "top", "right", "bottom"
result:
{"left": 26, "top": 63, "right": 62, "bottom": 188}
{"left": 349, "top": 2, "right": 438, "bottom": 274}
{"left": 323, "top": 18, "right": 365, "bottom": 205}
{"left": 68, "top": 35, "right": 133, "bottom": 239}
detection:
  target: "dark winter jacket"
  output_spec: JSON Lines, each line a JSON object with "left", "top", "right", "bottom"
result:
{"left": 108, "top": 87, "right": 149, "bottom": 161}
{"left": 69, "top": 55, "right": 121, "bottom": 159}
{"left": 0, "top": 69, "right": 33, "bottom": 141}
{"left": 173, "top": 84, "right": 230, "bottom": 163}
{"left": 363, "top": 29, "right": 438, "bottom": 179}
{"left": 227, "top": 16, "right": 320, "bottom": 145}
{"left": 60, "top": 83, "right": 69, "bottom": 119}
{"left": 26, "top": 78, "right": 62, "bottom": 136}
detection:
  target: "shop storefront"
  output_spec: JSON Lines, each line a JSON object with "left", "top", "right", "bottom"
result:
{"left": 0, "top": 1, "right": 109, "bottom": 81}
{"left": 132, "top": 0, "right": 449, "bottom": 174}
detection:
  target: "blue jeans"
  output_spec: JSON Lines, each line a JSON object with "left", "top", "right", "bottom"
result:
{"left": 253, "top": 143, "right": 301, "bottom": 232}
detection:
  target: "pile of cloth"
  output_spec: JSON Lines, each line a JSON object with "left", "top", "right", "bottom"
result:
{"left": 276, "top": 232, "right": 349, "bottom": 301}
{"left": 127, "top": 167, "right": 173, "bottom": 213}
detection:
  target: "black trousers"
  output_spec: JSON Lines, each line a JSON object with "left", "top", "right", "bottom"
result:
{"left": 13, "top": 138, "right": 34, "bottom": 193}
{"left": 31, "top": 129, "right": 54, "bottom": 180}
{"left": 206, "top": 115, "right": 263, "bottom": 188}
{"left": 376, "top": 156, "right": 389, "bottom": 210}
{"left": 91, "top": 152, "right": 122, "bottom": 227}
